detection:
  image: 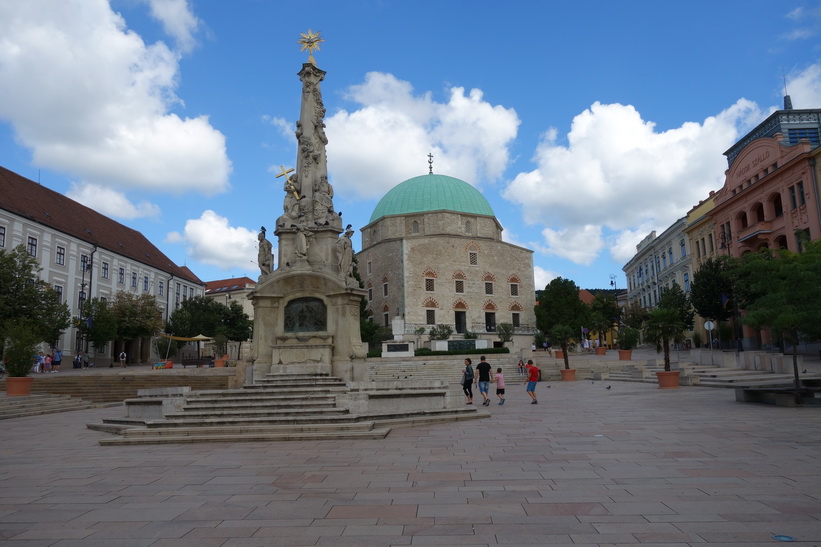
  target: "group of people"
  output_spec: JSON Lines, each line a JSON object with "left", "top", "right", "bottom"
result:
{"left": 462, "top": 356, "right": 541, "bottom": 406}
{"left": 33, "top": 349, "right": 62, "bottom": 373}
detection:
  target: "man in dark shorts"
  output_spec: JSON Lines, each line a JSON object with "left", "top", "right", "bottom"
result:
{"left": 475, "top": 356, "right": 492, "bottom": 406}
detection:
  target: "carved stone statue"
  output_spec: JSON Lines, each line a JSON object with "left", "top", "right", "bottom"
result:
{"left": 336, "top": 227, "right": 354, "bottom": 284}
{"left": 295, "top": 221, "right": 314, "bottom": 260}
{"left": 258, "top": 227, "right": 273, "bottom": 276}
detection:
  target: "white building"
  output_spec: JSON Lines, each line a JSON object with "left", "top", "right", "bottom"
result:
{"left": 0, "top": 166, "right": 204, "bottom": 364}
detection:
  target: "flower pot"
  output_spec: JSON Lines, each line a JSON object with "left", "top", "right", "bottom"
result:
{"left": 656, "top": 370, "right": 680, "bottom": 389}
{"left": 214, "top": 359, "right": 227, "bottom": 368}
{"left": 554, "top": 350, "right": 564, "bottom": 359}
{"left": 6, "top": 377, "right": 34, "bottom": 396}
{"left": 594, "top": 347, "right": 606, "bottom": 356}
{"left": 617, "top": 349, "right": 633, "bottom": 361}
{"left": 560, "top": 369, "right": 576, "bottom": 381}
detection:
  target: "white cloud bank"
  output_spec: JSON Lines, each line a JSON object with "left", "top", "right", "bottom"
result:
{"left": 0, "top": 0, "right": 230, "bottom": 220}
{"left": 167, "top": 211, "right": 262, "bottom": 271}
{"left": 503, "top": 99, "right": 766, "bottom": 265}
{"left": 325, "top": 72, "right": 520, "bottom": 199}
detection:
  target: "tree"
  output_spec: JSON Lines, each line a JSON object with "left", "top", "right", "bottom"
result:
{"left": 642, "top": 307, "right": 686, "bottom": 371}
{"left": 621, "top": 300, "right": 649, "bottom": 329}
{"left": 589, "top": 293, "right": 620, "bottom": 346}
{"left": 658, "top": 283, "right": 694, "bottom": 330}
{"left": 0, "top": 245, "right": 70, "bottom": 352}
{"left": 166, "top": 296, "right": 224, "bottom": 338}
{"left": 550, "top": 324, "right": 575, "bottom": 370}
{"left": 3, "top": 319, "right": 41, "bottom": 377}
{"left": 535, "top": 277, "right": 589, "bottom": 336}
{"left": 734, "top": 242, "right": 821, "bottom": 403}
{"left": 690, "top": 256, "right": 734, "bottom": 323}
{"left": 221, "top": 300, "right": 253, "bottom": 358}
{"left": 110, "top": 292, "right": 163, "bottom": 347}
{"left": 496, "top": 323, "right": 514, "bottom": 343}
{"left": 75, "top": 298, "right": 117, "bottom": 351}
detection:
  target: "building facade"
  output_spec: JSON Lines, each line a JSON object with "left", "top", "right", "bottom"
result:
{"left": 357, "top": 173, "right": 537, "bottom": 347}
{"left": 623, "top": 217, "right": 693, "bottom": 311}
{"left": 0, "top": 166, "right": 204, "bottom": 363}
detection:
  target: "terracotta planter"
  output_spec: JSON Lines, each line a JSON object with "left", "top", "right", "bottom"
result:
{"left": 594, "top": 347, "right": 606, "bottom": 356}
{"left": 656, "top": 370, "right": 680, "bottom": 389}
{"left": 554, "top": 350, "right": 564, "bottom": 359}
{"left": 6, "top": 377, "right": 34, "bottom": 396}
{"left": 617, "top": 349, "right": 633, "bottom": 361}
{"left": 214, "top": 359, "right": 227, "bottom": 368}
{"left": 560, "top": 368, "right": 576, "bottom": 381}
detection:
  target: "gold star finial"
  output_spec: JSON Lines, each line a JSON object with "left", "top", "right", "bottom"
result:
{"left": 298, "top": 29, "right": 324, "bottom": 64}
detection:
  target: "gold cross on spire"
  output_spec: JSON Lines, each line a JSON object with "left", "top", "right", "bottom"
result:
{"left": 298, "top": 29, "right": 324, "bottom": 65}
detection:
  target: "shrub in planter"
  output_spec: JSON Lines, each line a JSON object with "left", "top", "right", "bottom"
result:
{"left": 616, "top": 327, "right": 640, "bottom": 351}
{"left": 2, "top": 320, "right": 40, "bottom": 377}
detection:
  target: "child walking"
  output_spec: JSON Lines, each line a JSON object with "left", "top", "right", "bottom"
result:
{"left": 493, "top": 367, "right": 506, "bottom": 405}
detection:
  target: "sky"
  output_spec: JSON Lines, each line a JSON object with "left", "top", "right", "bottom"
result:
{"left": 1, "top": 0, "right": 820, "bottom": 291}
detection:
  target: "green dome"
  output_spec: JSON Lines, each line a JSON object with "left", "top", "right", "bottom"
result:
{"left": 369, "top": 173, "right": 495, "bottom": 223}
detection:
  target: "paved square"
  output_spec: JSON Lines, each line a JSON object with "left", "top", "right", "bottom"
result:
{"left": 1, "top": 379, "right": 820, "bottom": 545}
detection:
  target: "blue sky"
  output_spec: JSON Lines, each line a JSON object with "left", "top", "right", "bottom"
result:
{"left": 1, "top": 0, "right": 820, "bottom": 291}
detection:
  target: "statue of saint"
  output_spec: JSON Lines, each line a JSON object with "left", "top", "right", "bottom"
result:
{"left": 295, "top": 222, "right": 314, "bottom": 259}
{"left": 258, "top": 227, "right": 273, "bottom": 276}
{"left": 336, "top": 227, "right": 354, "bottom": 282}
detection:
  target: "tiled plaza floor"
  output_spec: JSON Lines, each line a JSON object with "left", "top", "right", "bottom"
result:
{"left": 1, "top": 374, "right": 820, "bottom": 545}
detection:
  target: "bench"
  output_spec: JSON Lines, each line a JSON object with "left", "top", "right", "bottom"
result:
{"left": 181, "top": 358, "right": 212, "bottom": 368}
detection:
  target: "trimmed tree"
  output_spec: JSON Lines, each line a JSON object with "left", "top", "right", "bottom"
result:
{"left": 643, "top": 307, "right": 686, "bottom": 371}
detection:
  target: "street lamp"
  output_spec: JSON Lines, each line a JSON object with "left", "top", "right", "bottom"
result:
{"left": 719, "top": 230, "right": 731, "bottom": 254}
{"left": 609, "top": 274, "right": 617, "bottom": 290}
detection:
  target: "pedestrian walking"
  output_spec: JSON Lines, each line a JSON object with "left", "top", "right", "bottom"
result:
{"left": 476, "top": 356, "right": 492, "bottom": 406}
{"left": 119, "top": 351, "right": 127, "bottom": 368}
{"left": 493, "top": 367, "right": 506, "bottom": 405}
{"left": 526, "top": 359, "right": 539, "bottom": 404}
{"left": 462, "top": 358, "right": 474, "bottom": 405}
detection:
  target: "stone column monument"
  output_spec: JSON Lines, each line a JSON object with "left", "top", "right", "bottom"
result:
{"left": 250, "top": 31, "right": 367, "bottom": 382}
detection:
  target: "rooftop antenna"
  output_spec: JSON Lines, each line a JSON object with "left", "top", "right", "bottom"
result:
{"left": 428, "top": 152, "right": 433, "bottom": 174}
{"left": 782, "top": 68, "right": 793, "bottom": 110}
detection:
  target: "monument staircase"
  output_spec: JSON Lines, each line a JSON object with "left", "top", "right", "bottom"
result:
{"left": 606, "top": 360, "right": 821, "bottom": 388}
{"left": 88, "top": 371, "right": 485, "bottom": 445}
{"left": 0, "top": 393, "right": 96, "bottom": 420}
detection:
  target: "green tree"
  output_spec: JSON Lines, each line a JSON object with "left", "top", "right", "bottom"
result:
{"left": 536, "top": 277, "right": 589, "bottom": 336}
{"left": 76, "top": 298, "right": 118, "bottom": 351}
{"left": 642, "top": 307, "right": 686, "bottom": 371}
{"left": 167, "top": 296, "right": 224, "bottom": 338}
{"left": 621, "top": 300, "right": 649, "bottom": 329}
{"left": 221, "top": 300, "right": 253, "bottom": 359}
{"left": 690, "top": 256, "right": 734, "bottom": 323}
{"left": 550, "top": 324, "right": 575, "bottom": 370}
{"left": 658, "top": 283, "right": 694, "bottom": 330}
{"left": 110, "top": 291, "right": 163, "bottom": 347}
{"left": 496, "top": 323, "right": 514, "bottom": 343}
{"left": 734, "top": 242, "right": 821, "bottom": 403}
{"left": 0, "top": 245, "right": 70, "bottom": 352}
{"left": 589, "top": 293, "right": 620, "bottom": 346}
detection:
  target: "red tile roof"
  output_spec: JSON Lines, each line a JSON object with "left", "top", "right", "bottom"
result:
{"left": 0, "top": 166, "right": 202, "bottom": 285}
{"left": 204, "top": 276, "right": 255, "bottom": 294}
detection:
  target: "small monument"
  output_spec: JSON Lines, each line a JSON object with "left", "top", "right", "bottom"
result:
{"left": 250, "top": 31, "right": 367, "bottom": 382}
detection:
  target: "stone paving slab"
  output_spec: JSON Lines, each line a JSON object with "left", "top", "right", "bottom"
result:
{"left": 1, "top": 379, "right": 821, "bottom": 545}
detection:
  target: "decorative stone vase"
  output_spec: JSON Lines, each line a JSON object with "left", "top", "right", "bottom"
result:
{"left": 560, "top": 369, "right": 576, "bottom": 381}
{"left": 594, "top": 347, "right": 607, "bottom": 356}
{"left": 554, "top": 350, "right": 564, "bottom": 359}
{"left": 617, "top": 349, "right": 633, "bottom": 361}
{"left": 656, "top": 370, "right": 680, "bottom": 389}
{"left": 6, "top": 377, "right": 34, "bottom": 396}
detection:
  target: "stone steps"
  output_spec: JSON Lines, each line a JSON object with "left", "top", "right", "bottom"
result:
{"left": 88, "top": 371, "right": 485, "bottom": 445}
{"left": 0, "top": 393, "right": 96, "bottom": 419}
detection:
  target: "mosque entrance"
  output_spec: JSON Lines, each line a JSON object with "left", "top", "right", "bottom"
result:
{"left": 454, "top": 311, "right": 467, "bottom": 334}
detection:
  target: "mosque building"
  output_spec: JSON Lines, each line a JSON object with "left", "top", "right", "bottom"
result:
{"left": 356, "top": 165, "right": 537, "bottom": 348}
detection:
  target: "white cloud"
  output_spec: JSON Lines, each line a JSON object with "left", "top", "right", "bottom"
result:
{"left": 325, "top": 72, "right": 520, "bottom": 199}
{"left": 533, "top": 266, "right": 558, "bottom": 291}
{"left": 67, "top": 182, "right": 160, "bottom": 220}
{"left": 145, "top": 0, "right": 201, "bottom": 54}
{"left": 168, "top": 211, "right": 263, "bottom": 271}
{"left": 608, "top": 223, "right": 655, "bottom": 264}
{"left": 0, "top": 0, "right": 230, "bottom": 200}
{"left": 503, "top": 99, "right": 763, "bottom": 264}
{"left": 788, "top": 64, "right": 821, "bottom": 107}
